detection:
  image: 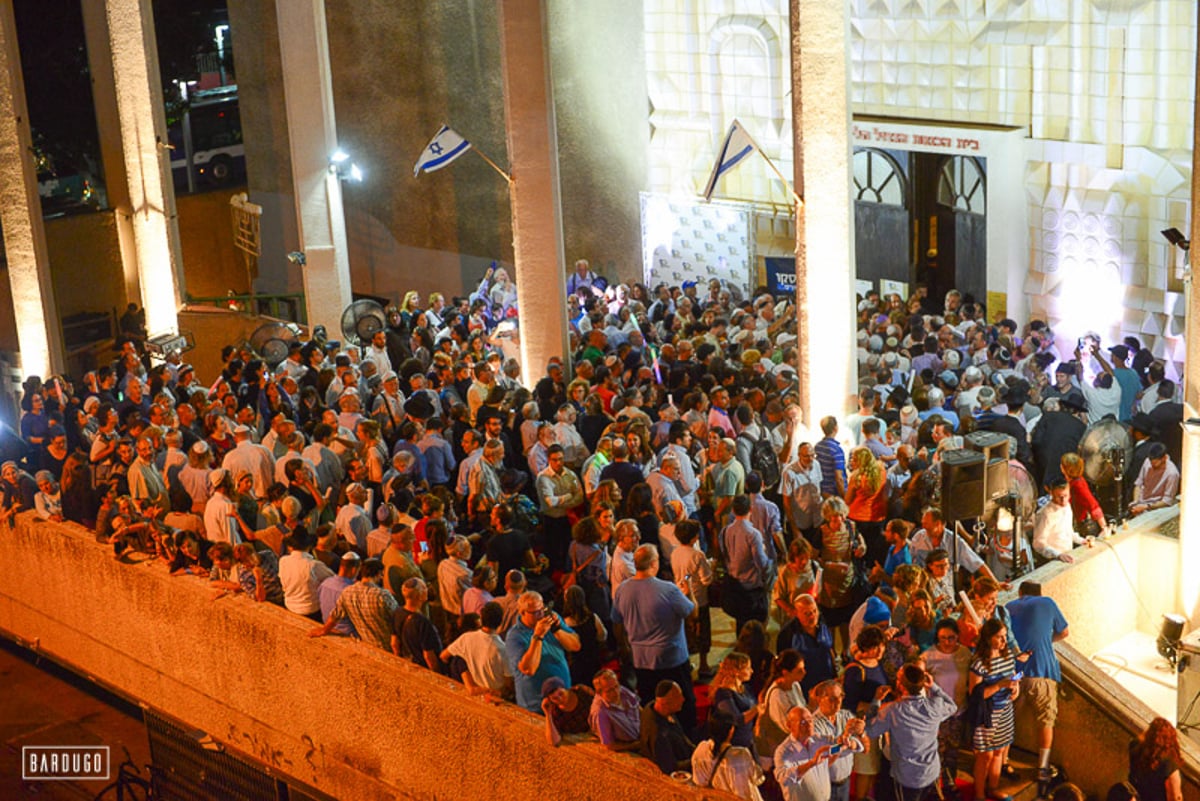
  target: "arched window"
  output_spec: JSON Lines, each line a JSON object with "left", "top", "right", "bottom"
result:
{"left": 852, "top": 148, "right": 906, "bottom": 206}
{"left": 937, "top": 155, "right": 986, "bottom": 214}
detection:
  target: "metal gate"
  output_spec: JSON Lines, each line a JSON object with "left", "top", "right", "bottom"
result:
{"left": 144, "top": 709, "right": 315, "bottom": 801}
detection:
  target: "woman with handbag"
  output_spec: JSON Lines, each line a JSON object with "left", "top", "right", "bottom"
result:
{"left": 568, "top": 513, "right": 611, "bottom": 624}
{"left": 691, "top": 709, "right": 765, "bottom": 800}
{"left": 815, "top": 497, "right": 867, "bottom": 657}
{"left": 711, "top": 652, "right": 761, "bottom": 765}
{"left": 1061, "top": 452, "right": 1109, "bottom": 538}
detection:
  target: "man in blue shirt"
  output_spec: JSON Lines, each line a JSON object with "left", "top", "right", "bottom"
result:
{"left": 612, "top": 544, "right": 697, "bottom": 731}
{"left": 776, "top": 595, "right": 837, "bottom": 696}
{"left": 1007, "top": 581, "right": 1069, "bottom": 783}
{"left": 814, "top": 416, "right": 846, "bottom": 497}
{"left": 865, "top": 663, "right": 957, "bottom": 799}
{"left": 505, "top": 591, "right": 580, "bottom": 713}
{"left": 721, "top": 494, "right": 771, "bottom": 636}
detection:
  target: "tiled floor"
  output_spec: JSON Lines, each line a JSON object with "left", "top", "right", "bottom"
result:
{"left": 1090, "top": 629, "right": 1178, "bottom": 722}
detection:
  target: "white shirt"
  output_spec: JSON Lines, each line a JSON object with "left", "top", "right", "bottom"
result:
{"left": 773, "top": 735, "right": 830, "bottom": 801}
{"left": 1032, "top": 500, "right": 1082, "bottom": 559}
{"left": 671, "top": 544, "right": 713, "bottom": 606}
{"left": 364, "top": 344, "right": 392, "bottom": 377}
{"left": 780, "top": 460, "right": 823, "bottom": 531}
{"left": 279, "top": 550, "right": 335, "bottom": 615}
{"left": 609, "top": 546, "right": 636, "bottom": 600}
{"left": 222, "top": 439, "right": 276, "bottom": 499}
{"left": 1080, "top": 381, "right": 1122, "bottom": 423}
{"left": 910, "top": 527, "right": 984, "bottom": 574}
{"left": 445, "top": 629, "right": 511, "bottom": 693}
{"left": 203, "top": 492, "right": 240, "bottom": 545}
{"left": 334, "top": 503, "right": 372, "bottom": 553}
{"left": 302, "top": 443, "right": 343, "bottom": 494}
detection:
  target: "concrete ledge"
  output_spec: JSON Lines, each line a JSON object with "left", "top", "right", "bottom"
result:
{"left": 0, "top": 515, "right": 718, "bottom": 800}
{"left": 1005, "top": 508, "right": 1200, "bottom": 797}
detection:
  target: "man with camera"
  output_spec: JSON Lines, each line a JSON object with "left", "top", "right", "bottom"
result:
{"left": 864, "top": 663, "right": 957, "bottom": 800}
{"left": 505, "top": 591, "right": 580, "bottom": 713}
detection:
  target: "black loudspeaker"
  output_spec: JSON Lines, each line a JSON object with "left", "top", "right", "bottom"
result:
{"left": 964, "top": 430, "right": 1012, "bottom": 503}
{"left": 940, "top": 449, "right": 987, "bottom": 520}
{"left": 965, "top": 430, "right": 1010, "bottom": 461}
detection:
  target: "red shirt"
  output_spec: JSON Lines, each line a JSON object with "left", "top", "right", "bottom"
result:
{"left": 1068, "top": 476, "right": 1101, "bottom": 523}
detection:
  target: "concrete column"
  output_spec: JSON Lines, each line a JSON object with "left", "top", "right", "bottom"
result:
{"left": 80, "top": 0, "right": 140, "bottom": 308}
{"left": 103, "top": 0, "right": 184, "bottom": 337}
{"left": 275, "top": 0, "right": 352, "bottom": 335}
{"left": 0, "top": 1, "right": 63, "bottom": 378}
{"left": 789, "top": 0, "right": 856, "bottom": 428}
{"left": 1178, "top": 25, "right": 1200, "bottom": 624}
{"left": 497, "top": 0, "right": 570, "bottom": 387}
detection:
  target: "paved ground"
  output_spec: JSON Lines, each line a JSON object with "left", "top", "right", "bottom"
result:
{"left": 0, "top": 639, "right": 151, "bottom": 800}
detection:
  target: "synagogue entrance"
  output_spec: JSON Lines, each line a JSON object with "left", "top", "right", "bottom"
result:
{"left": 853, "top": 147, "right": 988, "bottom": 305}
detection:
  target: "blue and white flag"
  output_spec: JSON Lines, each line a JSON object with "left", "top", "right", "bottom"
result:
{"left": 413, "top": 125, "right": 472, "bottom": 177}
{"left": 702, "top": 119, "right": 760, "bottom": 202}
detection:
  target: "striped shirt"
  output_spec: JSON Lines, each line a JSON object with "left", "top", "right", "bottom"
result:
{"left": 814, "top": 436, "right": 846, "bottom": 496}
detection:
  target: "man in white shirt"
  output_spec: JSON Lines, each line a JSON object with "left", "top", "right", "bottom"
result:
{"left": 1075, "top": 343, "right": 1122, "bottom": 422}
{"left": 608, "top": 520, "right": 640, "bottom": 601}
{"left": 362, "top": 330, "right": 392, "bottom": 378}
{"left": 441, "top": 601, "right": 513, "bottom": 698}
{"left": 279, "top": 533, "right": 335, "bottom": 620}
{"left": 781, "top": 443, "right": 823, "bottom": 542}
{"left": 302, "top": 423, "right": 344, "bottom": 495}
{"left": 275, "top": 431, "right": 315, "bottom": 486}
{"left": 438, "top": 535, "right": 473, "bottom": 619}
{"left": 222, "top": 424, "right": 275, "bottom": 500}
{"left": 910, "top": 507, "right": 1001, "bottom": 584}
{"left": 203, "top": 469, "right": 241, "bottom": 545}
{"left": 774, "top": 706, "right": 837, "bottom": 801}
{"left": 1032, "top": 482, "right": 1088, "bottom": 563}
{"left": 841, "top": 388, "right": 882, "bottom": 447}
{"left": 334, "top": 483, "right": 373, "bottom": 553}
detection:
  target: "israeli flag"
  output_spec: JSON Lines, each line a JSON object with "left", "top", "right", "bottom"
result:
{"left": 702, "top": 119, "right": 760, "bottom": 202}
{"left": 413, "top": 125, "right": 471, "bottom": 177}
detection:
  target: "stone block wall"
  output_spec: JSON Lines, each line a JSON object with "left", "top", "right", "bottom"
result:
{"left": 0, "top": 514, "right": 715, "bottom": 801}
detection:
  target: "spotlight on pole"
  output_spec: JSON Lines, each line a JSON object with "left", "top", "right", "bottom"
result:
{"left": 1161, "top": 228, "right": 1190, "bottom": 251}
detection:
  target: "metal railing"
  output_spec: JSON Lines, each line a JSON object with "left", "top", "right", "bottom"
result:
{"left": 184, "top": 292, "right": 306, "bottom": 325}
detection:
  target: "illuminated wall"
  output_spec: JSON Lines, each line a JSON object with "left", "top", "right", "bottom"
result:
{"left": 644, "top": 0, "right": 1196, "bottom": 380}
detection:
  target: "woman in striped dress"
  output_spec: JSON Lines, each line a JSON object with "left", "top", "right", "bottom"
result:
{"left": 968, "top": 617, "right": 1021, "bottom": 801}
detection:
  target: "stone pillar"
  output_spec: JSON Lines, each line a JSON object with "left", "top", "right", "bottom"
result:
{"left": 497, "top": 0, "right": 570, "bottom": 387}
{"left": 80, "top": 0, "right": 140, "bottom": 309}
{"left": 0, "top": 1, "right": 63, "bottom": 377}
{"left": 1178, "top": 25, "right": 1200, "bottom": 623}
{"left": 789, "top": 0, "right": 856, "bottom": 429}
{"left": 103, "top": 0, "right": 185, "bottom": 337}
{"left": 275, "top": 0, "right": 352, "bottom": 336}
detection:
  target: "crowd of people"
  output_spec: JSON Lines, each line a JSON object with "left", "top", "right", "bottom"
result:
{"left": 1, "top": 259, "right": 1186, "bottom": 800}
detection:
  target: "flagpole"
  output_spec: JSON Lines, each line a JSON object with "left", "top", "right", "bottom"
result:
{"left": 758, "top": 151, "right": 803, "bottom": 207}
{"left": 473, "top": 147, "right": 512, "bottom": 184}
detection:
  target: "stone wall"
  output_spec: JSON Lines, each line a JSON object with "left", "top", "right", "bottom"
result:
{"left": 1006, "top": 512, "right": 1200, "bottom": 797}
{"left": 0, "top": 514, "right": 719, "bottom": 801}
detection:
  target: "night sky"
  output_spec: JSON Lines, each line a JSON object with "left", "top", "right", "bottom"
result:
{"left": 15, "top": 0, "right": 229, "bottom": 181}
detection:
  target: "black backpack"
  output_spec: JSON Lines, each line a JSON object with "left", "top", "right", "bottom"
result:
{"left": 747, "top": 432, "right": 781, "bottom": 491}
